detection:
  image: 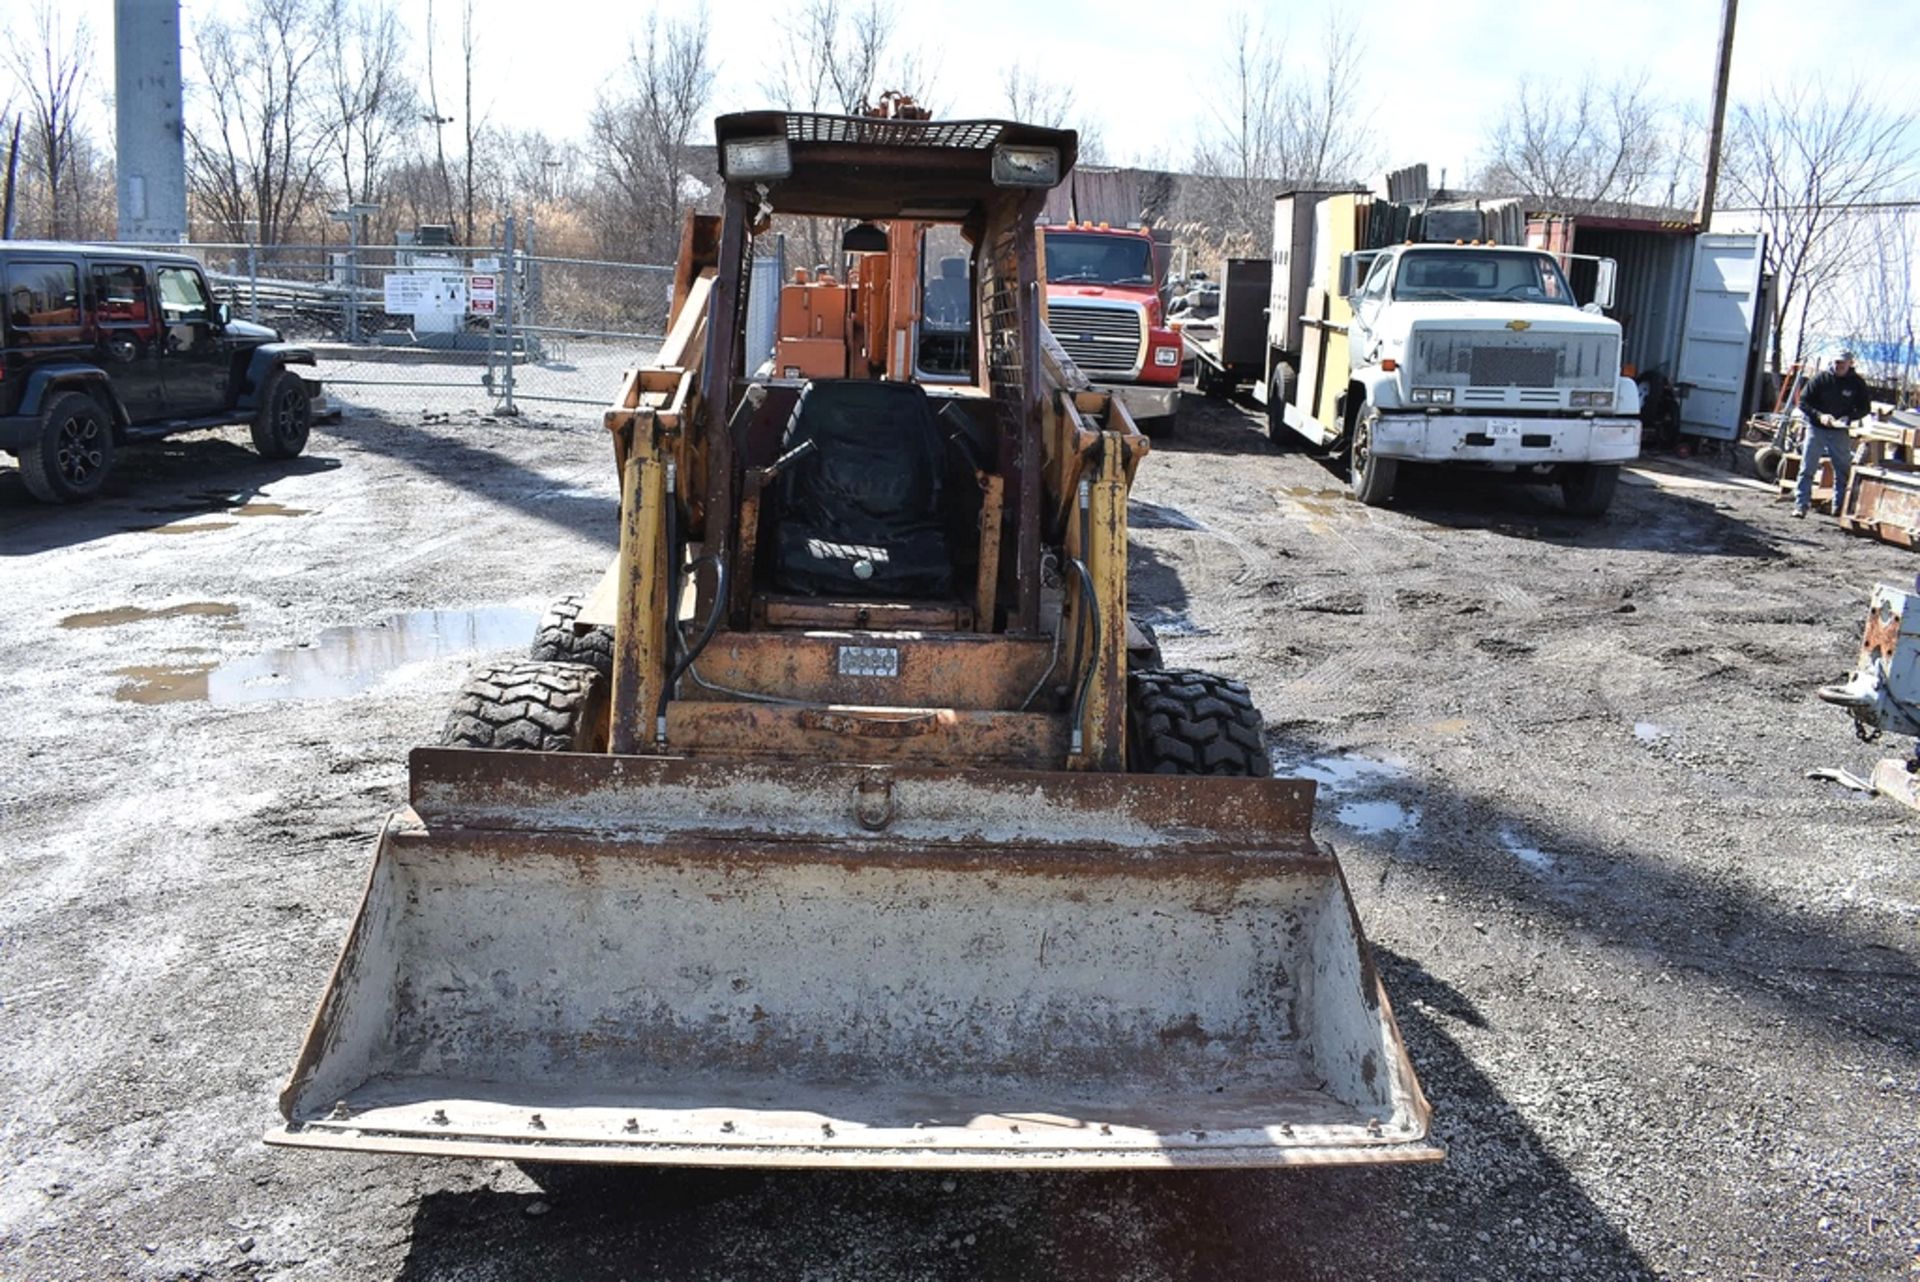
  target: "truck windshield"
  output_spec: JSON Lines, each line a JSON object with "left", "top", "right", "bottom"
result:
{"left": 1045, "top": 232, "right": 1153, "bottom": 286}
{"left": 1392, "top": 251, "right": 1574, "bottom": 306}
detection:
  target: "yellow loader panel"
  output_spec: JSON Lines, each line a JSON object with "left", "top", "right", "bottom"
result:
{"left": 269, "top": 104, "right": 1437, "bottom": 1172}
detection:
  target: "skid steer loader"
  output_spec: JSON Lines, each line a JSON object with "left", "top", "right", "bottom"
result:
{"left": 268, "top": 108, "right": 1438, "bottom": 1170}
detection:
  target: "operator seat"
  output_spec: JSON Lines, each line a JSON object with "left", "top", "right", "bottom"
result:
{"left": 771, "top": 379, "right": 954, "bottom": 598}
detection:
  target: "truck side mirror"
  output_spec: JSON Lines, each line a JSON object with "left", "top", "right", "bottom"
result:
{"left": 1594, "top": 258, "right": 1617, "bottom": 310}
{"left": 1337, "top": 253, "right": 1356, "bottom": 299}
{"left": 216, "top": 301, "right": 232, "bottom": 328}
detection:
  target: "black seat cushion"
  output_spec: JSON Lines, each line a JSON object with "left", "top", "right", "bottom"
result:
{"left": 772, "top": 380, "right": 954, "bottom": 597}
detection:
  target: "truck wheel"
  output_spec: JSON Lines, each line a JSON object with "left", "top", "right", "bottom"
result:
{"left": 529, "top": 593, "right": 615, "bottom": 679}
{"left": 1265, "top": 369, "right": 1296, "bottom": 449}
{"left": 441, "top": 659, "right": 609, "bottom": 753}
{"left": 250, "top": 369, "right": 312, "bottom": 460}
{"left": 1560, "top": 463, "right": 1620, "bottom": 516}
{"left": 1348, "top": 408, "right": 1398, "bottom": 506}
{"left": 18, "top": 391, "right": 115, "bottom": 503}
{"left": 1127, "top": 668, "right": 1271, "bottom": 776}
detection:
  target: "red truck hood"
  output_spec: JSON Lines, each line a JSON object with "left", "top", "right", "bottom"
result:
{"left": 1048, "top": 282, "right": 1159, "bottom": 304}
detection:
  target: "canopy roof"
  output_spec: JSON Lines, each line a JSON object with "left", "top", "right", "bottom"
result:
{"left": 714, "top": 110, "right": 1079, "bottom": 220}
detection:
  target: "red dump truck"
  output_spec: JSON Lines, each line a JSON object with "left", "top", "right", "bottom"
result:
{"left": 1040, "top": 221, "right": 1183, "bottom": 434}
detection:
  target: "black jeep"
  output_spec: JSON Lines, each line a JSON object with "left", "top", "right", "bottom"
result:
{"left": 0, "top": 242, "right": 325, "bottom": 502}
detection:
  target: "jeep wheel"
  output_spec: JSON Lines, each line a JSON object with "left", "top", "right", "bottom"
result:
{"left": 251, "top": 369, "right": 312, "bottom": 460}
{"left": 1349, "top": 406, "right": 1398, "bottom": 506}
{"left": 19, "top": 391, "right": 115, "bottom": 503}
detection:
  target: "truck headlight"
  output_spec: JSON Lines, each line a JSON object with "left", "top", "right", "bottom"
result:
{"left": 1570, "top": 390, "right": 1614, "bottom": 408}
{"left": 1153, "top": 346, "right": 1180, "bottom": 367}
{"left": 723, "top": 137, "right": 792, "bottom": 181}
{"left": 991, "top": 145, "right": 1060, "bottom": 188}
{"left": 1410, "top": 387, "right": 1454, "bottom": 405}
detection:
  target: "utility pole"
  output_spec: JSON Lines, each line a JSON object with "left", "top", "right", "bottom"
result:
{"left": 1695, "top": 0, "right": 1739, "bottom": 228}
{"left": 114, "top": 0, "right": 189, "bottom": 242}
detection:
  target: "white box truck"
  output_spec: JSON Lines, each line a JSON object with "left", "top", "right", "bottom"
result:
{"left": 1270, "top": 192, "right": 1641, "bottom": 515}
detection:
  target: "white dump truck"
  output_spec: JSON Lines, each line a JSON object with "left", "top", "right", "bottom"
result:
{"left": 1270, "top": 192, "right": 1641, "bottom": 515}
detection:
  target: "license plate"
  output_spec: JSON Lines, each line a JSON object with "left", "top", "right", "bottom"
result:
{"left": 1487, "top": 419, "right": 1522, "bottom": 439}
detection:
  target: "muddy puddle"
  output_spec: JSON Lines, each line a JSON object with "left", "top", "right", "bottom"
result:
{"left": 1271, "top": 750, "right": 1422, "bottom": 835}
{"left": 1336, "top": 798, "right": 1422, "bottom": 835}
{"left": 1127, "top": 500, "right": 1208, "bottom": 532}
{"left": 1135, "top": 607, "right": 1214, "bottom": 639}
{"left": 1273, "top": 751, "right": 1409, "bottom": 792}
{"left": 136, "top": 521, "right": 239, "bottom": 535}
{"left": 112, "top": 606, "right": 537, "bottom": 706}
{"left": 1278, "top": 485, "right": 1353, "bottom": 532}
{"left": 62, "top": 602, "right": 241, "bottom": 629}
{"left": 1501, "top": 827, "right": 1557, "bottom": 873}
{"left": 126, "top": 491, "right": 313, "bottom": 534}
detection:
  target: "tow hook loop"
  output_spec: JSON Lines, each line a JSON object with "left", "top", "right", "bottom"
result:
{"left": 855, "top": 774, "right": 895, "bottom": 831}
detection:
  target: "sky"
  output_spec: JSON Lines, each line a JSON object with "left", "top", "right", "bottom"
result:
{"left": 6, "top": 0, "right": 1918, "bottom": 194}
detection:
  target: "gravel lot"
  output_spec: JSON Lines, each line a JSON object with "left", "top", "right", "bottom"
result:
{"left": 1, "top": 391, "right": 1916, "bottom": 1281}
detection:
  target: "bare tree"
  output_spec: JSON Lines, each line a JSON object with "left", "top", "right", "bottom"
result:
{"left": 460, "top": 0, "right": 479, "bottom": 243}
{"left": 1478, "top": 73, "right": 1676, "bottom": 212}
{"left": 761, "top": 0, "right": 932, "bottom": 115}
{"left": 1721, "top": 79, "right": 1918, "bottom": 371}
{"left": 1001, "top": 62, "right": 1103, "bottom": 164}
{"left": 186, "top": 0, "right": 337, "bottom": 245}
{"left": 422, "top": 0, "right": 456, "bottom": 230}
{"left": 1283, "top": 21, "right": 1373, "bottom": 193}
{"left": 2, "top": 1, "right": 92, "bottom": 239}
{"left": 1002, "top": 64, "right": 1073, "bottom": 128}
{"left": 589, "top": 8, "right": 716, "bottom": 261}
{"left": 1188, "top": 11, "right": 1373, "bottom": 253}
{"left": 1188, "top": 12, "right": 1287, "bottom": 252}
{"left": 1839, "top": 206, "right": 1919, "bottom": 403}
{"left": 325, "top": 0, "right": 417, "bottom": 213}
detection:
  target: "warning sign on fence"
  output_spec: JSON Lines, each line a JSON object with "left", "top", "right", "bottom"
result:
{"left": 384, "top": 271, "right": 467, "bottom": 317}
{"left": 469, "top": 274, "right": 497, "bottom": 317}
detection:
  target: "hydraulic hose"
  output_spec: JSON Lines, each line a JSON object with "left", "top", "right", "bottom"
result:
{"left": 656, "top": 553, "right": 728, "bottom": 746}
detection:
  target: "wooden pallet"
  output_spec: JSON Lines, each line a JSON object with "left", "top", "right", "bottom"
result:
{"left": 1839, "top": 465, "right": 1920, "bottom": 548}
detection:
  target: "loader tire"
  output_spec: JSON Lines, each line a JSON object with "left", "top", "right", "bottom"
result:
{"left": 440, "top": 659, "right": 609, "bottom": 753}
{"left": 1127, "top": 616, "right": 1165, "bottom": 672}
{"left": 529, "top": 593, "right": 615, "bottom": 678}
{"left": 1127, "top": 668, "right": 1271, "bottom": 776}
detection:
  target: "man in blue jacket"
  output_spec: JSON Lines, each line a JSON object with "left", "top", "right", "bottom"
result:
{"left": 1794, "top": 349, "right": 1872, "bottom": 518}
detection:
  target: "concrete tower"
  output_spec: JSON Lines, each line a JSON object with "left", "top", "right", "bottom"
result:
{"left": 114, "top": 0, "right": 188, "bottom": 242}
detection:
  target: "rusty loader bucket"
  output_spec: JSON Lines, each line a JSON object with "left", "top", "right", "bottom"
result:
{"left": 268, "top": 750, "right": 1437, "bottom": 1169}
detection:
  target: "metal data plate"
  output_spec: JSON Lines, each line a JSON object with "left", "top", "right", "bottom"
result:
{"left": 838, "top": 645, "right": 900, "bottom": 678}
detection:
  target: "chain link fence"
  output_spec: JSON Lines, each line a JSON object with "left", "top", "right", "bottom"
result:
{"left": 122, "top": 220, "right": 674, "bottom": 420}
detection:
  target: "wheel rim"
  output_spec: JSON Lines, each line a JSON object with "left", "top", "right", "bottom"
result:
{"left": 272, "top": 385, "right": 310, "bottom": 444}
{"left": 1353, "top": 415, "right": 1374, "bottom": 480}
{"left": 54, "top": 412, "right": 105, "bottom": 487}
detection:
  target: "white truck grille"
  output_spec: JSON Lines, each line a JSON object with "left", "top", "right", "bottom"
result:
{"left": 1047, "top": 301, "right": 1144, "bottom": 377}
{"left": 1410, "top": 329, "right": 1619, "bottom": 392}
